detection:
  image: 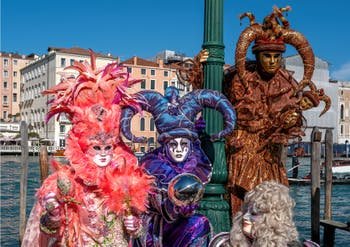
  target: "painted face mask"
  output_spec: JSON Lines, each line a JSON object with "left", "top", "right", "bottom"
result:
{"left": 257, "top": 51, "right": 282, "bottom": 75}
{"left": 242, "top": 204, "right": 263, "bottom": 239}
{"left": 165, "top": 137, "right": 192, "bottom": 163}
{"left": 86, "top": 144, "right": 114, "bottom": 167}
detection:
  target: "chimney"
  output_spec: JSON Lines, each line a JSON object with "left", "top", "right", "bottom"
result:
{"left": 157, "top": 57, "right": 164, "bottom": 68}
{"left": 133, "top": 56, "right": 137, "bottom": 65}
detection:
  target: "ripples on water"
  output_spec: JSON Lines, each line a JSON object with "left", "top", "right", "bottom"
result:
{"left": 1, "top": 156, "right": 349, "bottom": 246}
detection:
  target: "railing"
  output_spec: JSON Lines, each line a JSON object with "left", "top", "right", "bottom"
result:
{"left": 0, "top": 145, "right": 58, "bottom": 154}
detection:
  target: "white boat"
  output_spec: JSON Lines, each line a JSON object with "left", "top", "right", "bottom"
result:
{"left": 331, "top": 159, "right": 350, "bottom": 173}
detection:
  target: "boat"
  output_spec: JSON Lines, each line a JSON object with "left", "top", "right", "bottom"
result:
{"left": 330, "top": 159, "right": 350, "bottom": 173}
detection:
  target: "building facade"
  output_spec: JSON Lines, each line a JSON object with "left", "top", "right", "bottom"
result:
{"left": 0, "top": 52, "right": 35, "bottom": 122}
{"left": 338, "top": 81, "right": 350, "bottom": 144}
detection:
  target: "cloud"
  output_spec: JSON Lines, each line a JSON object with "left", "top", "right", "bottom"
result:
{"left": 331, "top": 62, "right": 350, "bottom": 81}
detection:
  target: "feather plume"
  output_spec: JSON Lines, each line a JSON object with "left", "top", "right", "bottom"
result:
{"left": 100, "top": 163, "right": 155, "bottom": 216}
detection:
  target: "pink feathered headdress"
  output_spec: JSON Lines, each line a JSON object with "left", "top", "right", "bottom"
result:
{"left": 42, "top": 50, "right": 143, "bottom": 184}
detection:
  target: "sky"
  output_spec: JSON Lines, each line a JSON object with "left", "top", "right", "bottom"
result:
{"left": 1, "top": 0, "right": 350, "bottom": 81}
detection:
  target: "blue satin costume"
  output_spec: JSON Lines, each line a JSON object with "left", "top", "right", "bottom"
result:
{"left": 121, "top": 87, "right": 236, "bottom": 247}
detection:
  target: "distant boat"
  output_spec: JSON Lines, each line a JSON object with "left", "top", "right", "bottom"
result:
{"left": 331, "top": 159, "right": 350, "bottom": 173}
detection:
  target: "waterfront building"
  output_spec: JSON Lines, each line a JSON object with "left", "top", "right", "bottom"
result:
{"left": 0, "top": 52, "right": 36, "bottom": 122}
{"left": 19, "top": 47, "right": 117, "bottom": 149}
{"left": 283, "top": 55, "right": 338, "bottom": 150}
{"left": 337, "top": 81, "right": 350, "bottom": 155}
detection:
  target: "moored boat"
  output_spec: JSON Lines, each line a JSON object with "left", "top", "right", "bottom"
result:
{"left": 331, "top": 159, "right": 350, "bottom": 173}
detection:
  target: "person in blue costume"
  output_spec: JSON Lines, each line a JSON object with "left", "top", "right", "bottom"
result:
{"left": 121, "top": 86, "right": 236, "bottom": 247}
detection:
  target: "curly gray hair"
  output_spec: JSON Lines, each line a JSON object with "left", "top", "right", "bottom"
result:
{"left": 229, "top": 181, "right": 299, "bottom": 247}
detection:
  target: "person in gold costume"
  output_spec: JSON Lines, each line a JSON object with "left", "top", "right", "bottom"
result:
{"left": 223, "top": 6, "right": 331, "bottom": 215}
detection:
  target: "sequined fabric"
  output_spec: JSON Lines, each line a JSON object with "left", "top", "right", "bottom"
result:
{"left": 133, "top": 146, "right": 213, "bottom": 247}
{"left": 224, "top": 65, "right": 303, "bottom": 215}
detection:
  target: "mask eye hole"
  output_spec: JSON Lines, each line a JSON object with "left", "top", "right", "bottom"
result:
{"left": 93, "top": 146, "right": 101, "bottom": 151}
{"left": 104, "top": 145, "right": 112, "bottom": 151}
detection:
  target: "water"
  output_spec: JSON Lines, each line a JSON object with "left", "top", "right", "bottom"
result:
{"left": 1, "top": 155, "right": 349, "bottom": 246}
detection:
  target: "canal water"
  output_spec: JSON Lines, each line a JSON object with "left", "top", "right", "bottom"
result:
{"left": 1, "top": 155, "right": 349, "bottom": 246}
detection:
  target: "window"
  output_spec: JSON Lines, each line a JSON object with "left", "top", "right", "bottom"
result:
{"left": 2, "top": 111, "right": 7, "bottom": 119}
{"left": 3, "top": 95, "right": 8, "bottom": 104}
{"left": 341, "top": 104, "right": 344, "bottom": 120}
{"left": 13, "top": 93, "right": 17, "bottom": 102}
{"left": 127, "top": 67, "right": 132, "bottom": 73}
{"left": 70, "top": 59, "right": 75, "bottom": 66}
{"left": 140, "top": 118, "right": 145, "bottom": 131}
{"left": 3, "top": 81, "right": 8, "bottom": 88}
{"left": 341, "top": 125, "right": 344, "bottom": 135}
{"left": 164, "top": 71, "right": 168, "bottom": 77}
{"left": 13, "top": 60, "right": 17, "bottom": 65}
{"left": 59, "top": 139, "right": 66, "bottom": 148}
{"left": 13, "top": 71, "right": 18, "bottom": 77}
{"left": 4, "top": 59, "right": 8, "bottom": 66}
{"left": 59, "top": 125, "right": 66, "bottom": 133}
{"left": 150, "top": 118, "right": 155, "bottom": 131}
{"left": 141, "top": 80, "right": 146, "bottom": 89}
{"left": 150, "top": 79, "right": 155, "bottom": 89}
{"left": 61, "top": 58, "right": 66, "bottom": 67}
{"left": 163, "top": 81, "right": 168, "bottom": 90}
{"left": 3, "top": 70, "right": 8, "bottom": 77}
{"left": 13, "top": 82, "right": 17, "bottom": 89}
{"left": 141, "top": 68, "right": 146, "bottom": 75}
{"left": 151, "top": 69, "right": 155, "bottom": 76}
{"left": 148, "top": 137, "right": 155, "bottom": 144}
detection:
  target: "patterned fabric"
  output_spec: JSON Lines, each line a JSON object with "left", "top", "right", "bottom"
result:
{"left": 224, "top": 64, "right": 303, "bottom": 215}
{"left": 133, "top": 146, "right": 213, "bottom": 247}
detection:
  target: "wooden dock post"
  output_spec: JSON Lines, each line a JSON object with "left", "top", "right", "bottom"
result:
{"left": 310, "top": 127, "right": 321, "bottom": 244}
{"left": 19, "top": 121, "right": 29, "bottom": 244}
{"left": 39, "top": 145, "right": 49, "bottom": 183}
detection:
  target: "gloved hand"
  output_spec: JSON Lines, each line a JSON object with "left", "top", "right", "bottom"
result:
{"left": 40, "top": 192, "right": 61, "bottom": 233}
{"left": 176, "top": 204, "right": 199, "bottom": 218}
{"left": 123, "top": 215, "right": 141, "bottom": 233}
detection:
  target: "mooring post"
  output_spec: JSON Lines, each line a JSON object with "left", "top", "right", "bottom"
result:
{"left": 39, "top": 145, "right": 49, "bottom": 184}
{"left": 311, "top": 127, "right": 321, "bottom": 244}
{"left": 323, "top": 129, "right": 335, "bottom": 246}
{"left": 19, "top": 121, "right": 29, "bottom": 244}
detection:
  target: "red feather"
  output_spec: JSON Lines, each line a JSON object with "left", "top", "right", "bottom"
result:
{"left": 100, "top": 163, "right": 155, "bottom": 216}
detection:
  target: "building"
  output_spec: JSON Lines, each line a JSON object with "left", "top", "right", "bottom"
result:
{"left": 120, "top": 55, "right": 191, "bottom": 152}
{"left": 337, "top": 81, "right": 350, "bottom": 155}
{"left": 0, "top": 52, "right": 35, "bottom": 122}
{"left": 20, "top": 47, "right": 117, "bottom": 148}
{"left": 283, "top": 55, "right": 339, "bottom": 153}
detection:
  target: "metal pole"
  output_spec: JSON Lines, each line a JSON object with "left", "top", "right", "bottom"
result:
{"left": 199, "top": 0, "right": 230, "bottom": 233}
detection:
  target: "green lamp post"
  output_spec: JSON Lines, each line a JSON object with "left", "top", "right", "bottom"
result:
{"left": 198, "top": 0, "right": 231, "bottom": 233}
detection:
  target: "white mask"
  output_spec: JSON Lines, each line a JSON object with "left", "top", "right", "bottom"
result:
{"left": 87, "top": 144, "right": 113, "bottom": 167}
{"left": 242, "top": 204, "right": 262, "bottom": 239}
{"left": 165, "top": 137, "right": 191, "bottom": 163}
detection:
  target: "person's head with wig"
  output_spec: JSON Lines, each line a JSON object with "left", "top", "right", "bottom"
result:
{"left": 229, "top": 181, "right": 299, "bottom": 247}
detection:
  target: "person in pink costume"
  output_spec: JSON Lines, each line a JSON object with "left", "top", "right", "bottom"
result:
{"left": 21, "top": 51, "right": 154, "bottom": 246}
